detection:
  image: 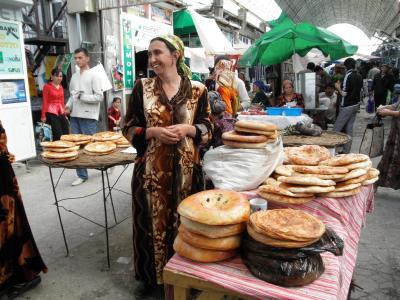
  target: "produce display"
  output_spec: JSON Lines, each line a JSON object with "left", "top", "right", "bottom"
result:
{"left": 174, "top": 189, "right": 250, "bottom": 262}
{"left": 222, "top": 120, "right": 279, "bottom": 148}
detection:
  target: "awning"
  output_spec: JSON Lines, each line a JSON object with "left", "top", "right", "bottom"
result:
{"left": 173, "top": 10, "right": 196, "bottom": 35}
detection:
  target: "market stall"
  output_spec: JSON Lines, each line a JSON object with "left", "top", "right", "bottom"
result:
{"left": 162, "top": 120, "right": 377, "bottom": 300}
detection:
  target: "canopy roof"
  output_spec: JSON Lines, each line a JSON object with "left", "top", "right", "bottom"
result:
{"left": 275, "top": 0, "right": 399, "bottom": 37}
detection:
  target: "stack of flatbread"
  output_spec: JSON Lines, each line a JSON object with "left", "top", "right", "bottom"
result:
{"left": 92, "top": 131, "right": 122, "bottom": 142}
{"left": 319, "top": 153, "right": 377, "bottom": 197}
{"left": 41, "top": 140, "right": 79, "bottom": 162}
{"left": 174, "top": 190, "right": 250, "bottom": 263}
{"left": 84, "top": 141, "right": 117, "bottom": 156}
{"left": 60, "top": 134, "right": 92, "bottom": 146}
{"left": 114, "top": 136, "right": 130, "bottom": 148}
{"left": 248, "top": 209, "right": 326, "bottom": 248}
{"left": 222, "top": 120, "right": 278, "bottom": 149}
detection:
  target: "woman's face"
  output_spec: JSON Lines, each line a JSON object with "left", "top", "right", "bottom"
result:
{"left": 148, "top": 40, "right": 178, "bottom": 76}
{"left": 283, "top": 83, "right": 293, "bottom": 95}
{"left": 253, "top": 84, "right": 259, "bottom": 92}
{"left": 52, "top": 72, "right": 63, "bottom": 85}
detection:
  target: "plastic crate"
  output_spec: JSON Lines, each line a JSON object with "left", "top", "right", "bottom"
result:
{"left": 282, "top": 107, "right": 302, "bottom": 116}
{"left": 267, "top": 107, "right": 283, "bottom": 115}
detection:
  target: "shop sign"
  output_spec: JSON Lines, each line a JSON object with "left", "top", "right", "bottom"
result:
{"left": 0, "top": 79, "right": 26, "bottom": 104}
{"left": 0, "top": 21, "right": 23, "bottom": 75}
{"left": 122, "top": 18, "right": 134, "bottom": 89}
{"left": 151, "top": 6, "right": 172, "bottom": 25}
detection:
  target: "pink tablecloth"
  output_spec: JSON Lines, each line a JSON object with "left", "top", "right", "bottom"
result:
{"left": 164, "top": 185, "right": 375, "bottom": 300}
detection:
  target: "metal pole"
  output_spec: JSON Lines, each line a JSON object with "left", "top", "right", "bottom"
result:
{"left": 49, "top": 167, "right": 69, "bottom": 256}
{"left": 105, "top": 169, "right": 118, "bottom": 224}
{"left": 76, "top": 12, "right": 83, "bottom": 47}
{"left": 101, "top": 170, "right": 110, "bottom": 269}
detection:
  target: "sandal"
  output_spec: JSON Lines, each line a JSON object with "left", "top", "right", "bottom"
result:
{"left": 8, "top": 276, "right": 41, "bottom": 299}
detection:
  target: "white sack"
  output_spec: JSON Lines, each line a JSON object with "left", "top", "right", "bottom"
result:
{"left": 203, "top": 139, "right": 284, "bottom": 191}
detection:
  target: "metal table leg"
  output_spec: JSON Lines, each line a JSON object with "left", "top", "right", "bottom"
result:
{"left": 105, "top": 169, "right": 117, "bottom": 224}
{"left": 48, "top": 167, "right": 69, "bottom": 256}
{"left": 101, "top": 169, "right": 110, "bottom": 269}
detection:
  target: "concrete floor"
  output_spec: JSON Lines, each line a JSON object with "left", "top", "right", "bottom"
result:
{"left": 9, "top": 108, "right": 400, "bottom": 300}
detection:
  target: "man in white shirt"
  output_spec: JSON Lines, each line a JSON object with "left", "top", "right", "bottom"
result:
{"left": 65, "top": 48, "right": 103, "bottom": 186}
{"left": 318, "top": 83, "right": 337, "bottom": 123}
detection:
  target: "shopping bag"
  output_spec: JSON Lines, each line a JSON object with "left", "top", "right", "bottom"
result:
{"left": 35, "top": 122, "right": 52, "bottom": 142}
{"left": 366, "top": 96, "right": 375, "bottom": 114}
{"left": 203, "top": 138, "right": 284, "bottom": 191}
{"left": 359, "top": 116, "right": 384, "bottom": 158}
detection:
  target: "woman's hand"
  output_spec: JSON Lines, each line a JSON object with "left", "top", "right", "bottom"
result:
{"left": 166, "top": 124, "right": 196, "bottom": 139}
{"left": 147, "top": 127, "right": 180, "bottom": 144}
{"left": 377, "top": 108, "right": 392, "bottom": 117}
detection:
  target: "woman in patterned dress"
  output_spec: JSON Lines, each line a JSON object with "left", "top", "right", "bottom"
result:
{"left": 123, "top": 35, "right": 212, "bottom": 298}
{"left": 376, "top": 98, "right": 400, "bottom": 189}
{"left": 0, "top": 121, "right": 47, "bottom": 298}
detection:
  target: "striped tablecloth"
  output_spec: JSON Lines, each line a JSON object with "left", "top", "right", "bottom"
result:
{"left": 164, "top": 185, "right": 375, "bottom": 300}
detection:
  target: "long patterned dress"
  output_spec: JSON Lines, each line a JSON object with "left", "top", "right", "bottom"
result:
{"left": 123, "top": 76, "right": 212, "bottom": 285}
{"left": 0, "top": 121, "right": 47, "bottom": 291}
{"left": 377, "top": 100, "right": 400, "bottom": 189}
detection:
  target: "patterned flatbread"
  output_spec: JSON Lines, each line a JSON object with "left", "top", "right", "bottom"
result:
{"left": 277, "top": 175, "right": 336, "bottom": 186}
{"left": 41, "top": 140, "right": 75, "bottom": 148}
{"left": 84, "top": 142, "right": 117, "bottom": 153}
{"left": 339, "top": 159, "right": 372, "bottom": 170}
{"left": 274, "top": 165, "right": 294, "bottom": 177}
{"left": 292, "top": 165, "right": 349, "bottom": 175}
{"left": 320, "top": 153, "right": 369, "bottom": 166}
{"left": 92, "top": 131, "right": 122, "bottom": 142}
{"left": 41, "top": 150, "right": 78, "bottom": 159}
{"left": 362, "top": 177, "right": 379, "bottom": 185}
{"left": 279, "top": 183, "right": 335, "bottom": 194}
{"left": 323, "top": 187, "right": 361, "bottom": 198}
{"left": 258, "top": 191, "right": 314, "bottom": 205}
{"left": 336, "top": 174, "right": 368, "bottom": 185}
{"left": 60, "top": 134, "right": 92, "bottom": 142}
{"left": 43, "top": 145, "right": 80, "bottom": 153}
{"left": 293, "top": 172, "right": 346, "bottom": 180}
{"left": 259, "top": 184, "right": 313, "bottom": 198}
{"left": 250, "top": 209, "right": 325, "bottom": 242}
{"left": 288, "top": 145, "right": 331, "bottom": 166}
{"left": 333, "top": 182, "right": 361, "bottom": 192}
{"left": 336, "top": 168, "right": 367, "bottom": 182}
{"left": 366, "top": 168, "right": 380, "bottom": 179}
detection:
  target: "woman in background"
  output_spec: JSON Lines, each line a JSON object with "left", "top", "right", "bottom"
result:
{"left": 0, "top": 121, "right": 47, "bottom": 299}
{"left": 107, "top": 97, "right": 122, "bottom": 131}
{"left": 276, "top": 80, "right": 305, "bottom": 108}
{"left": 41, "top": 68, "right": 69, "bottom": 140}
{"left": 251, "top": 80, "right": 271, "bottom": 108}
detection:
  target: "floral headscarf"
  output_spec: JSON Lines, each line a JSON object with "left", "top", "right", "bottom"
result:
{"left": 157, "top": 34, "right": 192, "bottom": 79}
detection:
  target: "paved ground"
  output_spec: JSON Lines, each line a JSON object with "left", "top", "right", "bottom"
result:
{"left": 8, "top": 107, "right": 400, "bottom": 300}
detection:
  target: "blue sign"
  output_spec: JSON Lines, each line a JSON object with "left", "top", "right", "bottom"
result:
{"left": 0, "top": 79, "right": 27, "bottom": 104}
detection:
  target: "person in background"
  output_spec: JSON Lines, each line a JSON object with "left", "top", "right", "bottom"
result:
{"left": 0, "top": 121, "right": 47, "bottom": 299}
{"left": 367, "top": 61, "right": 380, "bottom": 80}
{"left": 315, "top": 65, "right": 332, "bottom": 93}
{"left": 372, "top": 64, "right": 395, "bottom": 109}
{"left": 314, "top": 82, "right": 338, "bottom": 129}
{"left": 41, "top": 68, "right": 69, "bottom": 141}
{"left": 392, "top": 67, "right": 400, "bottom": 85}
{"left": 122, "top": 35, "right": 212, "bottom": 298}
{"left": 239, "top": 71, "right": 251, "bottom": 92}
{"left": 65, "top": 48, "right": 103, "bottom": 186}
{"left": 376, "top": 87, "right": 400, "bottom": 190}
{"left": 276, "top": 80, "right": 305, "bottom": 108}
{"left": 251, "top": 80, "right": 271, "bottom": 108}
{"left": 333, "top": 58, "right": 363, "bottom": 153}
{"left": 107, "top": 97, "right": 122, "bottom": 131}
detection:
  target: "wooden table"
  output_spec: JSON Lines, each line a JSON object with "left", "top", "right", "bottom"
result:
{"left": 282, "top": 131, "right": 351, "bottom": 147}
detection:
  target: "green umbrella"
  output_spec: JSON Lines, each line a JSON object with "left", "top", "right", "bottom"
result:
{"left": 239, "top": 13, "right": 358, "bottom": 67}
{"left": 173, "top": 10, "right": 197, "bottom": 35}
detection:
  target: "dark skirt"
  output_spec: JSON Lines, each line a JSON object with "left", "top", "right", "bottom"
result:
{"left": 0, "top": 155, "right": 47, "bottom": 290}
{"left": 377, "top": 117, "right": 400, "bottom": 189}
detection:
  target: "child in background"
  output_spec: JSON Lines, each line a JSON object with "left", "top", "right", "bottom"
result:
{"left": 108, "top": 97, "right": 121, "bottom": 131}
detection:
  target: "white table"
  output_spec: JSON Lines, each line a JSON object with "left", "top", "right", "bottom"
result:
{"left": 237, "top": 113, "right": 312, "bottom": 129}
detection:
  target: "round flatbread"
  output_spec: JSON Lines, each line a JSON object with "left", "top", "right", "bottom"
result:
{"left": 337, "top": 174, "right": 368, "bottom": 185}
{"left": 324, "top": 187, "right": 361, "bottom": 198}
{"left": 339, "top": 159, "right": 372, "bottom": 170}
{"left": 41, "top": 140, "right": 76, "bottom": 148}
{"left": 362, "top": 177, "right": 379, "bottom": 185}
{"left": 367, "top": 168, "right": 380, "bottom": 179}
{"left": 288, "top": 145, "right": 331, "bottom": 166}
{"left": 250, "top": 209, "right": 325, "bottom": 242}
{"left": 234, "top": 126, "right": 276, "bottom": 136}
{"left": 41, "top": 150, "right": 79, "bottom": 159}
{"left": 74, "top": 140, "right": 92, "bottom": 145}
{"left": 336, "top": 168, "right": 367, "bottom": 182}
{"left": 277, "top": 175, "right": 336, "bottom": 186}
{"left": 178, "top": 225, "right": 241, "bottom": 250}
{"left": 42, "top": 156, "right": 78, "bottom": 163}
{"left": 60, "top": 134, "right": 92, "bottom": 142}
{"left": 222, "top": 130, "right": 268, "bottom": 143}
{"left": 180, "top": 216, "right": 246, "bottom": 238}
{"left": 262, "top": 177, "right": 280, "bottom": 186}
{"left": 235, "top": 120, "right": 278, "bottom": 132}
{"left": 258, "top": 191, "right": 314, "bottom": 205}
{"left": 173, "top": 234, "right": 237, "bottom": 262}
{"left": 259, "top": 184, "right": 313, "bottom": 198}
{"left": 279, "top": 183, "right": 335, "bottom": 194}
{"left": 177, "top": 189, "right": 250, "bottom": 225}
{"left": 275, "top": 165, "right": 294, "bottom": 177}
{"left": 247, "top": 224, "right": 319, "bottom": 248}
{"left": 223, "top": 140, "right": 267, "bottom": 149}
{"left": 320, "top": 153, "right": 369, "bottom": 166}
{"left": 333, "top": 182, "right": 361, "bottom": 192}
{"left": 84, "top": 142, "right": 117, "bottom": 153}
{"left": 83, "top": 149, "right": 115, "bottom": 156}
{"left": 293, "top": 172, "right": 346, "bottom": 180}
{"left": 292, "top": 165, "right": 349, "bottom": 175}
{"left": 43, "top": 145, "right": 80, "bottom": 153}
{"left": 92, "top": 131, "right": 122, "bottom": 142}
